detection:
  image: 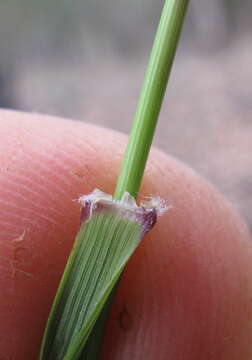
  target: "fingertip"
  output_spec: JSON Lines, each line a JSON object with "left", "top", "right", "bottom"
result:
{"left": 0, "top": 109, "right": 251, "bottom": 360}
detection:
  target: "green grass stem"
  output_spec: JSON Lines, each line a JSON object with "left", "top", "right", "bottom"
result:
{"left": 114, "top": 0, "right": 189, "bottom": 200}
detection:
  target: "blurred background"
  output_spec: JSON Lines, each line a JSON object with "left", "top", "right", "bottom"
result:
{"left": 0, "top": 0, "right": 251, "bottom": 229}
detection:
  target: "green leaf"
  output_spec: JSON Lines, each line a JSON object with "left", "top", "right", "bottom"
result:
{"left": 39, "top": 190, "right": 161, "bottom": 359}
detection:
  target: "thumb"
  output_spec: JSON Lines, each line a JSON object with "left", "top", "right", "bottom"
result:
{"left": 0, "top": 109, "right": 251, "bottom": 360}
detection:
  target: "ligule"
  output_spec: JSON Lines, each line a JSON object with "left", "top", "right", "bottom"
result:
{"left": 39, "top": 190, "right": 163, "bottom": 359}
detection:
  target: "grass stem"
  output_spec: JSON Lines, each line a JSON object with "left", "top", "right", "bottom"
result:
{"left": 114, "top": 0, "right": 189, "bottom": 200}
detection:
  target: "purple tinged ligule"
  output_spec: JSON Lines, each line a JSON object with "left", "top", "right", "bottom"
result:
{"left": 78, "top": 189, "right": 169, "bottom": 235}
{"left": 138, "top": 208, "right": 157, "bottom": 235}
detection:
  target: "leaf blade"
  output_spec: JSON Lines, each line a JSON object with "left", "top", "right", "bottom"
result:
{"left": 40, "top": 203, "right": 146, "bottom": 359}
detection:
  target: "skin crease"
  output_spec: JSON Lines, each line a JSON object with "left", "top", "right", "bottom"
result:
{"left": 0, "top": 109, "right": 251, "bottom": 359}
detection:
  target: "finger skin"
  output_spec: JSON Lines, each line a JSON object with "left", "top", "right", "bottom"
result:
{"left": 0, "top": 109, "right": 251, "bottom": 359}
